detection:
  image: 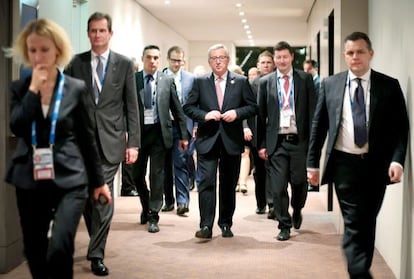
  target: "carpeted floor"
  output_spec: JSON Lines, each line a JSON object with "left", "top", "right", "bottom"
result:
{"left": 0, "top": 177, "right": 395, "bottom": 279}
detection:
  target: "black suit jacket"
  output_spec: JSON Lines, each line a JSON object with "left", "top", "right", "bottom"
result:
{"left": 6, "top": 75, "right": 104, "bottom": 190}
{"left": 183, "top": 71, "right": 258, "bottom": 155}
{"left": 257, "top": 69, "right": 316, "bottom": 155}
{"left": 135, "top": 70, "right": 188, "bottom": 148}
{"left": 65, "top": 50, "right": 140, "bottom": 164}
{"left": 307, "top": 70, "right": 409, "bottom": 185}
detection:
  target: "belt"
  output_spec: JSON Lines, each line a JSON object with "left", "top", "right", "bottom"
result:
{"left": 333, "top": 150, "right": 369, "bottom": 160}
{"left": 278, "top": 133, "right": 298, "bottom": 143}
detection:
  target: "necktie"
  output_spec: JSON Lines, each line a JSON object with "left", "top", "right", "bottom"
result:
{"left": 94, "top": 56, "right": 104, "bottom": 103}
{"left": 352, "top": 78, "right": 367, "bottom": 147}
{"left": 96, "top": 56, "right": 104, "bottom": 82}
{"left": 283, "top": 75, "right": 290, "bottom": 94}
{"left": 144, "top": 75, "right": 153, "bottom": 109}
{"left": 215, "top": 76, "right": 224, "bottom": 109}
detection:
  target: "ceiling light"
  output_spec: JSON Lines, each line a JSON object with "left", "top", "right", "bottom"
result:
{"left": 239, "top": 11, "right": 245, "bottom": 16}
{"left": 243, "top": 25, "right": 249, "bottom": 29}
{"left": 235, "top": 3, "right": 242, "bottom": 8}
{"left": 241, "top": 18, "right": 247, "bottom": 23}
{"left": 164, "top": 0, "right": 171, "bottom": 4}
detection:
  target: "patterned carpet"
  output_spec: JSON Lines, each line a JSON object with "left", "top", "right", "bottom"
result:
{"left": 0, "top": 177, "right": 395, "bottom": 279}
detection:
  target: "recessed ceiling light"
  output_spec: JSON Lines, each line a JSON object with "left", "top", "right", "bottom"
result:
{"left": 241, "top": 18, "right": 247, "bottom": 23}
{"left": 235, "top": 3, "right": 242, "bottom": 8}
{"left": 246, "top": 30, "right": 251, "bottom": 34}
{"left": 164, "top": 0, "right": 171, "bottom": 4}
{"left": 243, "top": 25, "right": 249, "bottom": 29}
{"left": 239, "top": 11, "right": 245, "bottom": 16}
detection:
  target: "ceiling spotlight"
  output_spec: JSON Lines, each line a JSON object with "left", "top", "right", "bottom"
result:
{"left": 235, "top": 3, "right": 242, "bottom": 8}
{"left": 239, "top": 11, "right": 245, "bottom": 16}
{"left": 241, "top": 18, "right": 247, "bottom": 23}
{"left": 164, "top": 0, "right": 171, "bottom": 4}
{"left": 243, "top": 25, "right": 249, "bottom": 29}
{"left": 246, "top": 30, "right": 251, "bottom": 34}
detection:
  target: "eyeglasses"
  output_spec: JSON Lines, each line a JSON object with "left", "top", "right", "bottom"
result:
{"left": 169, "top": 58, "right": 184, "bottom": 64}
{"left": 209, "top": 56, "right": 228, "bottom": 62}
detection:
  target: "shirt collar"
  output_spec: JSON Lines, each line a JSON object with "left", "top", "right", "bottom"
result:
{"left": 214, "top": 71, "right": 228, "bottom": 81}
{"left": 276, "top": 68, "right": 293, "bottom": 79}
{"left": 91, "top": 49, "right": 110, "bottom": 62}
{"left": 144, "top": 71, "right": 158, "bottom": 80}
{"left": 348, "top": 69, "right": 371, "bottom": 82}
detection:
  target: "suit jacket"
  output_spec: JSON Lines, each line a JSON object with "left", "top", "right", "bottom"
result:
{"left": 6, "top": 75, "right": 104, "bottom": 190}
{"left": 65, "top": 50, "right": 140, "bottom": 164}
{"left": 307, "top": 70, "right": 409, "bottom": 185}
{"left": 135, "top": 70, "right": 188, "bottom": 148}
{"left": 183, "top": 71, "right": 258, "bottom": 155}
{"left": 180, "top": 70, "right": 196, "bottom": 134}
{"left": 257, "top": 69, "right": 316, "bottom": 155}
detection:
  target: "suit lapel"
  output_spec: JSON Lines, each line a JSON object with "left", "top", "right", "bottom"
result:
{"left": 100, "top": 51, "right": 117, "bottom": 100}
{"left": 333, "top": 72, "right": 348, "bottom": 130}
{"left": 136, "top": 71, "right": 145, "bottom": 105}
{"left": 368, "top": 70, "right": 379, "bottom": 130}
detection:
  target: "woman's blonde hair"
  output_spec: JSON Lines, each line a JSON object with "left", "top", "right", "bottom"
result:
{"left": 5, "top": 18, "right": 72, "bottom": 68}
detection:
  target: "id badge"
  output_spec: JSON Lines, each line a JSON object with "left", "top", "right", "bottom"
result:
{"left": 280, "top": 109, "right": 293, "bottom": 128}
{"left": 144, "top": 109, "right": 155, "bottom": 125}
{"left": 33, "top": 148, "right": 55, "bottom": 180}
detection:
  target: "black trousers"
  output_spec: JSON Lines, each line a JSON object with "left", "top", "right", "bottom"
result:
{"left": 267, "top": 139, "right": 308, "bottom": 229}
{"left": 332, "top": 150, "right": 386, "bottom": 278}
{"left": 251, "top": 146, "right": 271, "bottom": 209}
{"left": 133, "top": 124, "right": 167, "bottom": 223}
{"left": 197, "top": 137, "right": 241, "bottom": 229}
{"left": 121, "top": 160, "right": 136, "bottom": 192}
{"left": 16, "top": 183, "right": 88, "bottom": 279}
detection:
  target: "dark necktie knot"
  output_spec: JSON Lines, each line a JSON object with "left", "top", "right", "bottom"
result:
{"left": 146, "top": 74, "right": 153, "bottom": 83}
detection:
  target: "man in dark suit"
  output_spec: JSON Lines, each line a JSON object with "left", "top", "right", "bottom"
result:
{"left": 65, "top": 12, "right": 140, "bottom": 276}
{"left": 183, "top": 44, "right": 257, "bottom": 239}
{"left": 303, "top": 59, "right": 321, "bottom": 192}
{"left": 162, "top": 46, "right": 195, "bottom": 215}
{"left": 257, "top": 41, "right": 316, "bottom": 241}
{"left": 249, "top": 50, "right": 275, "bottom": 216}
{"left": 133, "top": 45, "right": 188, "bottom": 233}
{"left": 307, "top": 32, "right": 409, "bottom": 279}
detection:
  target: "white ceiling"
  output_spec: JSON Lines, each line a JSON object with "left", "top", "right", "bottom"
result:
{"left": 135, "top": 0, "right": 315, "bottom": 47}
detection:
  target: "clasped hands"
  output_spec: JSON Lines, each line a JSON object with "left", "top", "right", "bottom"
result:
{"left": 205, "top": 109, "right": 237, "bottom": 122}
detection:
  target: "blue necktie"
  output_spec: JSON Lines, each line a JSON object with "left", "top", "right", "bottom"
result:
{"left": 144, "top": 75, "right": 153, "bottom": 109}
{"left": 352, "top": 78, "right": 367, "bottom": 147}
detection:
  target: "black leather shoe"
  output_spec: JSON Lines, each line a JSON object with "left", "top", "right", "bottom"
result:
{"left": 267, "top": 208, "right": 276, "bottom": 220}
{"left": 195, "top": 226, "right": 212, "bottom": 239}
{"left": 140, "top": 213, "right": 148, "bottom": 225}
{"left": 292, "top": 210, "right": 303, "bottom": 229}
{"left": 221, "top": 226, "right": 234, "bottom": 238}
{"left": 255, "top": 207, "right": 266, "bottom": 214}
{"left": 148, "top": 222, "right": 160, "bottom": 233}
{"left": 276, "top": 228, "right": 290, "bottom": 241}
{"left": 189, "top": 178, "right": 195, "bottom": 191}
{"left": 161, "top": 204, "right": 174, "bottom": 212}
{"left": 177, "top": 204, "right": 189, "bottom": 216}
{"left": 308, "top": 184, "right": 319, "bottom": 192}
{"left": 91, "top": 258, "right": 109, "bottom": 276}
{"left": 121, "top": 189, "right": 139, "bottom": 196}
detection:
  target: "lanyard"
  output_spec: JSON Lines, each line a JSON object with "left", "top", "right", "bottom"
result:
{"left": 277, "top": 76, "right": 294, "bottom": 109}
{"left": 31, "top": 71, "right": 65, "bottom": 148}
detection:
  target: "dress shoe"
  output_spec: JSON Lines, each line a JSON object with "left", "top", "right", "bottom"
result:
{"left": 308, "top": 184, "right": 319, "bottom": 192}
{"left": 161, "top": 204, "right": 174, "bottom": 212}
{"left": 189, "top": 178, "right": 195, "bottom": 191}
{"left": 91, "top": 258, "right": 109, "bottom": 276}
{"left": 276, "top": 228, "right": 290, "bottom": 241}
{"left": 255, "top": 207, "right": 266, "bottom": 214}
{"left": 221, "top": 226, "right": 234, "bottom": 238}
{"left": 176, "top": 204, "right": 189, "bottom": 216}
{"left": 267, "top": 208, "right": 276, "bottom": 220}
{"left": 140, "top": 212, "right": 148, "bottom": 224}
{"left": 239, "top": 184, "right": 248, "bottom": 194}
{"left": 292, "top": 210, "right": 303, "bottom": 229}
{"left": 120, "top": 188, "right": 139, "bottom": 196}
{"left": 195, "top": 226, "right": 212, "bottom": 239}
{"left": 148, "top": 222, "right": 160, "bottom": 233}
